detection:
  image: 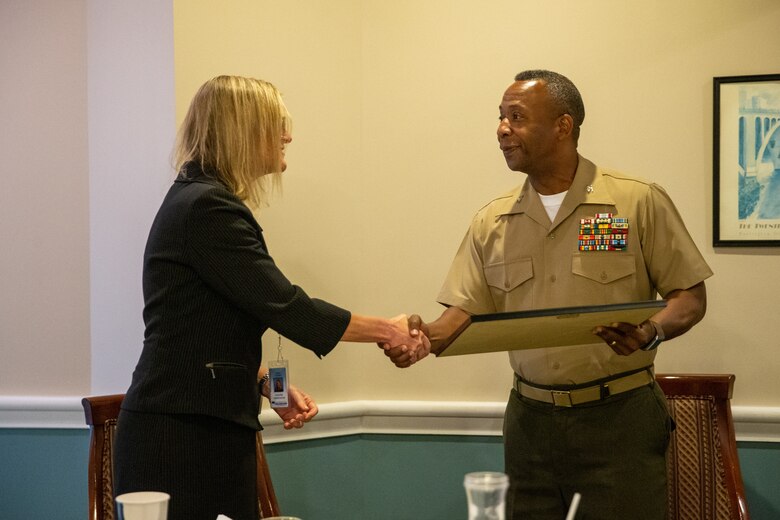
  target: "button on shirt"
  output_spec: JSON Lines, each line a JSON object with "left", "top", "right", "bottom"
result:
{"left": 437, "top": 156, "right": 713, "bottom": 386}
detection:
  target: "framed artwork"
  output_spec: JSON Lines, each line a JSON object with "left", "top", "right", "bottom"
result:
{"left": 713, "top": 74, "right": 780, "bottom": 246}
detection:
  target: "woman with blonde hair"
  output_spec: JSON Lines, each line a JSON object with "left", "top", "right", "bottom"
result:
{"left": 113, "top": 75, "right": 428, "bottom": 520}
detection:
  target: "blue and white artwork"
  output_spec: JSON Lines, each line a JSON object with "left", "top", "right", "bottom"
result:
{"left": 737, "top": 85, "right": 780, "bottom": 220}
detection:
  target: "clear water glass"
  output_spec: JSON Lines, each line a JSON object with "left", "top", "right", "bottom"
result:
{"left": 463, "top": 472, "right": 509, "bottom": 520}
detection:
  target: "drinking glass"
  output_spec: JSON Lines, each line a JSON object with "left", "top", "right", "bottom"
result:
{"left": 463, "top": 471, "right": 509, "bottom": 520}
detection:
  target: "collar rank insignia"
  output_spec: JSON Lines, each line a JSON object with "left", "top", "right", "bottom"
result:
{"left": 578, "top": 213, "right": 628, "bottom": 251}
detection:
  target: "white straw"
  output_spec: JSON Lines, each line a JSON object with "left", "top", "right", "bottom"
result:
{"left": 565, "top": 492, "right": 581, "bottom": 520}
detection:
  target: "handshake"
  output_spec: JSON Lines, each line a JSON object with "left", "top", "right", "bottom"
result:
{"left": 378, "top": 314, "right": 431, "bottom": 368}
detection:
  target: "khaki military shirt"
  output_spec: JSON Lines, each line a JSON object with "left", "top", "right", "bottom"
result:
{"left": 437, "top": 156, "right": 713, "bottom": 385}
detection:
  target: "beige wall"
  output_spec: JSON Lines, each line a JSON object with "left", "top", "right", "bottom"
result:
{"left": 0, "top": 0, "right": 90, "bottom": 394}
{"left": 0, "top": 0, "right": 173, "bottom": 396}
{"left": 87, "top": 0, "right": 175, "bottom": 395}
{"left": 175, "top": 0, "right": 780, "bottom": 407}
{"left": 3, "top": 1, "right": 780, "bottom": 409}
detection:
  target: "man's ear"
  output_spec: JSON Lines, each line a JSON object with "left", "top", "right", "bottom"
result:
{"left": 557, "top": 113, "right": 574, "bottom": 140}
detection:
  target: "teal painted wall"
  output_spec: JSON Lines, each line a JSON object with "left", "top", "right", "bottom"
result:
{"left": 0, "top": 429, "right": 89, "bottom": 519}
{"left": 737, "top": 442, "right": 780, "bottom": 517}
{"left": 267, "top": 435, "right": 504, "bottom": 519}
{"left": 1, "top": 429, "right": 778, "bottom": 519}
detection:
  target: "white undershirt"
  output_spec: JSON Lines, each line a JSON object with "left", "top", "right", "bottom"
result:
{"left": 538, "top": 190, "right": 568, "bottom": 222}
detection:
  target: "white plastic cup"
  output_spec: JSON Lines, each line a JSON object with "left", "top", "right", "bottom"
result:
{"left": 115, "top": 491, "right": 170, "bottom": 520}
{"left": 464, "top": 472, "right": 509, "bottom": 520}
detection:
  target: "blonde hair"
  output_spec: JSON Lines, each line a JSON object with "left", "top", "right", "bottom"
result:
{"left": 173, "top": 75, "right": 291, "bottom": 207}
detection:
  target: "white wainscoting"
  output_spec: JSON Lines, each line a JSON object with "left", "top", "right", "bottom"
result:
{"left": 1, "top": 397, "right": 779, "bottom": 443}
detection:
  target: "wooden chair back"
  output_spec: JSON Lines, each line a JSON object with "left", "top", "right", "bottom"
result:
{"left": 81, "top": 394, "right": 281, "bottom": 519}
{"left": 256, "top": 430, "right": 281, "bottom": 517}
{"left": 656, "top": 374, "right": 749, "bottom": 520}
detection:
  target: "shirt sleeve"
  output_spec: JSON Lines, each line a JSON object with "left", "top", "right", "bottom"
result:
{"left": 640, "top": 183, "right": 714, "bottom": 296}
{"left": 436, "top": 213, "right": 497, "bottom": 315}
{"left": 185, "top": 187, "right": 350, "bottom": 356}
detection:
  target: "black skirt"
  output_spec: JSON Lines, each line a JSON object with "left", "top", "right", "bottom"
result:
{"left": 113, "top": 409, "right": 259, "bottom": 520}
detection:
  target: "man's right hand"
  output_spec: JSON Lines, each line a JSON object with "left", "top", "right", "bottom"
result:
{"left": 408, "top": 314, "right": 430, "bottom": 339}
{"left": 379, "top": 314, "right": 431, "bottom": 368}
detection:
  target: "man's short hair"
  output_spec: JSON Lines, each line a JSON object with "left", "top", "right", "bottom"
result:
{"left": 514, "top": 70, "right": 585, "bottom": 139}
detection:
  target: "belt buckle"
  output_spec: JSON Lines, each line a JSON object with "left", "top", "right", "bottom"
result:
{"left": 551, "top": 390, "right": 573, "bottom": 407}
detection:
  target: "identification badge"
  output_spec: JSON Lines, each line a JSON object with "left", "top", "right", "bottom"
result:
{"left": 269, "top": 335, "right": 289, "bottom": 408}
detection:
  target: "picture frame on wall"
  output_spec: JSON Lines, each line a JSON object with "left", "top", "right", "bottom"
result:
{"left": 713, "top": 73, "right": 780, "bottom": 247}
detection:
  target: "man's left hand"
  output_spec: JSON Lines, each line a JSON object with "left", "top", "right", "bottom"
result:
{"left": 593, "top": 320, "right": 656, "bottom": 355}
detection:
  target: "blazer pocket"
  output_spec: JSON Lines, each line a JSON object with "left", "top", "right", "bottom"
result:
{"left": 484, "top": 257, "right": 534, "bottom": 292}
{"left": 205, "top": 361, "right": 248, "bottom": 379}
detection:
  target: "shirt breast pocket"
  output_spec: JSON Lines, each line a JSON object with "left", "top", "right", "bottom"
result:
{"left": 483, "top": 257, "right": 534, "bottom": 310}
{"left": 571, "top": 253, "right": 637, "bottom": 301}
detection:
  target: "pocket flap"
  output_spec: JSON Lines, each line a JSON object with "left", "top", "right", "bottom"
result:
{"left": 572, "top": 253, "right": 636, "bottom": 284}
{"left": 484, "top": 258, "right": 533, "bottom": 292}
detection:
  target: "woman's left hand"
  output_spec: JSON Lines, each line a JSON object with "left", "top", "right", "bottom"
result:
{"left": 273, "top": 384, "right": 319, "bottom": 429}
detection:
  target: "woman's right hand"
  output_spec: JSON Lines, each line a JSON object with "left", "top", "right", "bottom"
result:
{"left": 380, "top": 314, "right": 431, "bottom": 368}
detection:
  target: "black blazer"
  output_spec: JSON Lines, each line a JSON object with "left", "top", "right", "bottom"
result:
{"left": 122, "top": 163, "right": 351, "bottom": 429}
